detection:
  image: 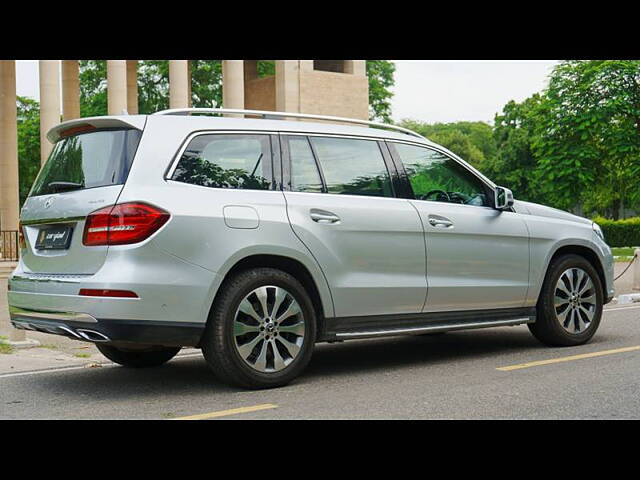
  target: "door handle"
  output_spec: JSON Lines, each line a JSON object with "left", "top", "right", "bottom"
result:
{"left": 428, "top": 216, "right": 453, "bottom": 228}
{"left": 310, "top": 209, "right": 340, "bottom": 224}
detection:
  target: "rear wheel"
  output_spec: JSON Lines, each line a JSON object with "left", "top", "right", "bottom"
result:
{"left": 97, "top": 344, "right": 181, "bottom": 368}
{"left": 202, "top": 268, "right": 316, "bottom": 389}
{"left": 528, "top": 254, "right": 603, "bottom": 346}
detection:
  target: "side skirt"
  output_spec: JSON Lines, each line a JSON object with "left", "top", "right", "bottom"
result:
{"left": 321, "top": 307, "right": 536, "bottom": 341}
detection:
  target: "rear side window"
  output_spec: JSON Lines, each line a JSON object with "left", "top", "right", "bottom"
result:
{"left": 287, "top": 136, "right": 323, "bottom": 193}
{"left": 30, "top": 129, "right": 142, "bottom": 197}
{"left": 309, "top": 137, "right": 393, "bottom": 197}
{"left": 171, "top": 134, "right": 272, "bottom": 190}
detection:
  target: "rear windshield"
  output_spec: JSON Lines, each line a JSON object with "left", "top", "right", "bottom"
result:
{"left": 30, "top": 128, "right": 142, "bottom": 197}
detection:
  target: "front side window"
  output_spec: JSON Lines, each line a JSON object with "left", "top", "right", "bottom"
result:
{"left": 171, "top": 134, "right": 272, "bottom": 190}
{"left": 392, "top": 143, "right": 489, "bottom": 207}
{"left": 309, "top": 137, "right": 393, "bottom": 198}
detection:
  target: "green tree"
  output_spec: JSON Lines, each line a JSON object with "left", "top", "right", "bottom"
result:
{"left": 486, "top": 94, "right": 546, "bottom": 203}
{"left": 533, "top": 60, "right": 640, "bottom": 218}
{"left": 16, "top": 96, "right": 41, "bottom": 206}
{"left": 398, "top": 119, "right": 495, "bottom": 169}
{"left": 367, "top": 60, "right": 395, "bottom": 123}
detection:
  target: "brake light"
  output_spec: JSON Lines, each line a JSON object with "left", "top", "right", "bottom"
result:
{"left": 18, "top": 222, "right": 26, "bottom": 249}
{"left": 79, "top": 289, "right": 139, "bottom": 298}
{"left": 83, "top": 202, "right": 170, "bottom": 246}
{"left": 59, "top": 124, "right": 96, "bottom": 139}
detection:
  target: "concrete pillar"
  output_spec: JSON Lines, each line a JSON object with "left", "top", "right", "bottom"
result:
{"left": 126, "top": 60, "right": 138, "bottom": 114}
{"left": 0, "top": 61, "right": 26, "bottom": 343}
{"left": 0, "top": 60, "right": 19, "bottom": 232}
{"left": 169, "top": 60, "right": 190, "bottom": 109}
{"left": 345, "top": 60, "right": 366, "bottom": 76}
{"left": 39, "top": 60, "right": 61, "bottom": 165}
{"left": 61, "top": 60, "right": 80, "bottom": 121}
{"left": 107, "top": 60, "right": 127, "bottom": 115}
{"left": 634, "top": 249, "right": 640, "bottom": 291}
{"left": 275, "top": 60, "right": 300, "bottom": 114}
{"left": 187, "top": 61, "right": 192, "bottom": 108}
{"left": 222, "top": 60, "right": 245, "bottom": 114}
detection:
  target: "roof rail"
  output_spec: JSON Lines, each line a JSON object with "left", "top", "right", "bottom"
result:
{"left": 152, "top": 108, "right": 426, "bottom": 140}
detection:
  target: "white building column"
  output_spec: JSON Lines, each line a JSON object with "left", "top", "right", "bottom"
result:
{"left": 275, "top": 60, "right": 300, "bottom": 114}
{"left": 39, "top": 60, "right": 61, "bottom": 165}
{"left": 169, "top": 60, "right": 190, "bottom": 109}
{"left": 0, "top": 60, "right": 19, "bottom": 233}
{"left": 107, "top": 60, "right": 127, "bottom": 115}
{"left": 0, "top": 60, "right": 30, "bottom": 344}
{"left": 61, "top": 60, "right": 80, "bottom": 121}
{"left": 126, "top": 60, "right": 138, "bottom": 114}
{"left": 222, "top": 60, "right": 245, "bottom": 114}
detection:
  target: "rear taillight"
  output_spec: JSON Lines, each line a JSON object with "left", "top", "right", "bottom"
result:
{"left": 83, "top": 202, "right": 170, "bottom": 246}
{"left": 18, "top": 222, "right": 26, "bottom": 249}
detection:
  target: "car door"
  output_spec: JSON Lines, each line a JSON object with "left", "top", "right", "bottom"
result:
{"left": 388, "top": 141, "right": 530, "bottom": 312}
{"left": 281, "top": 134, "right": 427, "bottom": 318}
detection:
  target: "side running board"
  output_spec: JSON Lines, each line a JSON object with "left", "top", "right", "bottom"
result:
{"left": 335, "top": 317, "right": 533, "bottom": 340}
{"left": 323, "top": 307, "right": 536, "bottom": 341}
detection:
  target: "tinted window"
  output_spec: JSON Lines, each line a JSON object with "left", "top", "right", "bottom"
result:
{"left": 30, "top": 129, "right": 142, "bottom": 197}
{"left": 309, "top": 137, "right": 392, "bottom": 197}
{"left": 393, "top": 143, "right": 489, "bottom": 207}
{"left": 171, "top": 134, "right": 272, "bottom": 190}
{"left": 287, "top": 136, "right": 323, "bottom": 193}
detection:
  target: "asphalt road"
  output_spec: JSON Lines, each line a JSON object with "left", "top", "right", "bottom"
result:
{"left": 1, "top": 304, "right": 639, "bottom": 420}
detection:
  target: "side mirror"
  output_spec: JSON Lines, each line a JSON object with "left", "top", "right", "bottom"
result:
{"left": 494, "top": 186, "right": 514, "bottom": 210}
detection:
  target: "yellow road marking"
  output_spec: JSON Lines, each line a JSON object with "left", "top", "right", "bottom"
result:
{"left": 497, "top": 345, "right": 640, "bottom": 371}
{"left": 173, "top": 403, "right": 278, "bottom": 420}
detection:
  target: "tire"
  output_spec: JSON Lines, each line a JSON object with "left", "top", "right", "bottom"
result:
{"left": 528, "top": 254, "right": 603, "bottom": 347}
{"left": 202, "top": 267, "right": 317, "bottom": 389}
{"left": 97, "top": 344, "right": 181, "bottom": 368}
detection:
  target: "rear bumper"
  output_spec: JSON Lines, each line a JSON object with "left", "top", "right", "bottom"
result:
{"left": 7, "top": 241, "right": 218, "bottom": 346}
{"left": 10, "top": 306, "right": 204, "bottom": 347}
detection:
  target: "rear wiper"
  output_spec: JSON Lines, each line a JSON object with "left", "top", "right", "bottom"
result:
{"left": 47, "top": 181, "right": 83, "bottom": 193}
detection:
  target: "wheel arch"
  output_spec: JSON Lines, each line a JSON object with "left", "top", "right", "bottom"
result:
{"left": 541, "top": 243, "right": 608, "bottom": 303}
{"left": 206, "top": 253, "right": 333, "bottom": 341}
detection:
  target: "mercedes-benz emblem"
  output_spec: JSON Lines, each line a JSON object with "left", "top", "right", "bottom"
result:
{"left": 44, "top": 197, "right": 54, "bottom": 209}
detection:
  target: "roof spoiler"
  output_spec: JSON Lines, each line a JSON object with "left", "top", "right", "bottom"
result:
{"left": 47, "top": 115, "right": 147, "bottom": 143}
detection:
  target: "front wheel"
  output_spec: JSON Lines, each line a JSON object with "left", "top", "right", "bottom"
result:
{"left": 96, "top": 344, "right": 181, "bottom": 368}
{"left": 528, "top": 254, "right": 603, "bottom": 346}
{"left": 202, "top": 268, "right": 316, "bottom": 389}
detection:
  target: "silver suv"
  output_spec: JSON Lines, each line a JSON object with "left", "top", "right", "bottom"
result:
{"left": 8, "top": 109, "right": 615, "bottom": 389}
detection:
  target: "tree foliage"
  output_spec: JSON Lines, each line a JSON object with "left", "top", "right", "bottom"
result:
{"left": 16, "top": 96, "right": 41, "bottom": 205}
{"left": 399, "top": 119, "right": 494, "bottom": 169}
{"left": 367, "top": 60, "right": 395, "bottom": 123}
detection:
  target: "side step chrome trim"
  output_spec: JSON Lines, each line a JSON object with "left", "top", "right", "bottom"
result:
{"left": 335, "top": 317, "right": 534, "bottom": 340}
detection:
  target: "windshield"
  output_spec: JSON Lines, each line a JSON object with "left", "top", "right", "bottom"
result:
{"left": 30, "top": 128, "right": 142, "bottom": 197}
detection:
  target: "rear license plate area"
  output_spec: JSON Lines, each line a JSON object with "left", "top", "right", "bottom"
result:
{"left": 35, "top": 226, "right": 73, "bottom": 250}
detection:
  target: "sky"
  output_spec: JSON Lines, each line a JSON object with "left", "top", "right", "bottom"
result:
{"left": 14, "top": 60, "right": 560, "bottom": 125}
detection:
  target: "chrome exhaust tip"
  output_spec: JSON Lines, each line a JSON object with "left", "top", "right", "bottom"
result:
{"left": 76, "top": 329, "right": 111, "bottom": 343}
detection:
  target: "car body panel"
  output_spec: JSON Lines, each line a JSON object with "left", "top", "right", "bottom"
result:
{"left": 409, "top": 201, "right": 530, "bottom": 311}
{"left": 8, "top": 113, "right": 615, "bottom": 348}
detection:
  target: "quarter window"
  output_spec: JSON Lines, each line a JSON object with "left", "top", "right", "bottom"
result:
{"left": 171, "top": 134, "right": 272, "bottom": 190}
{"left": 309, "top": 137, "right": 393, "bottom": 198}
{"left": 287, "top": 136, "right": 323, "bottom": 193}
{"left": 392, "top": 143, "right": 489, "bottom": 207}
